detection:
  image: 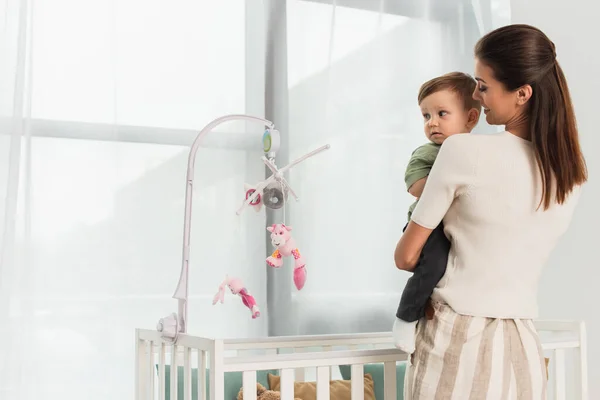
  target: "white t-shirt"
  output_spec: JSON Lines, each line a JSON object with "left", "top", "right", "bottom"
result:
{"left": 411, "top": 131, "right": 580, "bottom": 319}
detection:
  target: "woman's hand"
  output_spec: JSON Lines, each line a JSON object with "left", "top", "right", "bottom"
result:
{"left": 394, "top": 221, "right": 434, "bottom": 271}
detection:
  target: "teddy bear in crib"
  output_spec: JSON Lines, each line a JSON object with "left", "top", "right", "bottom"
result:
{"left": 237, "top": 382, "right": 302, "bottom": 400}
{"left": 266, "top": 224, "right": 307, "bottom": 291}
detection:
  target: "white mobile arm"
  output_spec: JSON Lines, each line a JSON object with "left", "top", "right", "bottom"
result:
{"left": 156, "top": 114, "right": 275, "bottom": 341}
{"left": 234, "top": 143, "right": 330, "bottom": 215}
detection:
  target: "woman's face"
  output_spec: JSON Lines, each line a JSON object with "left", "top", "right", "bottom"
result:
{"left": 472, "top": 58, "right": 521, "bottom": 126}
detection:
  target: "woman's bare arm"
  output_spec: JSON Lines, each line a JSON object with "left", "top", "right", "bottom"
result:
{"left": 394, "top": 221, "right": 434, "bottom": 271}
{"left": 408, "top": 177, "right": 427, "bottom": 198}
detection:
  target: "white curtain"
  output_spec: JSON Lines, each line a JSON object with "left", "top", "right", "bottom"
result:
{"left": 0, "top": 1, "right": 269, "bottom": 399}
{"left": 0, "top": 0, "right": 31, "bottom": 397}
{"left": 282, "top": 0, "right": 510, "bottom": 335}
{"left": 0, "top": 0, "right": 512, "bottom": 398}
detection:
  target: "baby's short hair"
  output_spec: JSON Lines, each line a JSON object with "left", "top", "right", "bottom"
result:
{"left": 418, "top": 72, "right": 481, "bottom": 111}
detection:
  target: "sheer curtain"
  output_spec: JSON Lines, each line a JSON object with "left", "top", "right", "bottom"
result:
{"left": 0, "top": 0, "right": 513, "bottom": 398}
{"left": 0, "top": 1, "right": 269, "bottom": 399}
{"left": 280, "top": 0, "right": 510, "bottom": 335}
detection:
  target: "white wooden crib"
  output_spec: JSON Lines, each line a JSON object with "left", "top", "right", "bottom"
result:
{"left": 135, "top": 320, "right": 588, "bottom": 400}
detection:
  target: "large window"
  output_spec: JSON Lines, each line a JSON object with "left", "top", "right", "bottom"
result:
{"left": 2, "top": 1, "right": 268, "bottom": 399}
{"left": 32, "top": 0, "right": 246, "bottom": 128}
{"left": 0, "top": 0, "right": 511, "bottom": 398}
{"left": 285, "top": 0, "right": 509, "bottom": 335}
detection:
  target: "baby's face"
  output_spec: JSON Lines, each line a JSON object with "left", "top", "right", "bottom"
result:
{"left": 419, "top": 89, "right": 474, "bottom": 145}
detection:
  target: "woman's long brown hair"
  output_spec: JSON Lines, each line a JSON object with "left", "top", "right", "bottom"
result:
{"left": 475, "top": 24, "right": 587, "bottom": 209}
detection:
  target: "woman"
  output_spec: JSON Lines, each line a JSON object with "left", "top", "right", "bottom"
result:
{"left": 395, "top": 24, "right": 587, "bottom": 399}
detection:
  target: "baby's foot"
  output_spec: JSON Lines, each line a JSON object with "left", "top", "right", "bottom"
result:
{"left": 392, "top": 317, "right": 417, "bottom": 354}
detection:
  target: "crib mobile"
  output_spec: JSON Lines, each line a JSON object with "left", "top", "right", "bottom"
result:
{"left": 156, "top": 115, "right": 329, "bottom": 342}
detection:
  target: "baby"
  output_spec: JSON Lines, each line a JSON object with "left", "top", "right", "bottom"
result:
{"left": 393, "top": 72, "right": 481, "bottom": 353}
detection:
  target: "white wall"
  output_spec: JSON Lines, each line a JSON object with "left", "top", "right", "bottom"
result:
{"left": 511, "top": 1, "right": 600, "bottom": 397}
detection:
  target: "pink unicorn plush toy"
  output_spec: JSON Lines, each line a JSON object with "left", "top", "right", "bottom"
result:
{"left": 212, "top": 275, "right": 260, "bottom": 319}
{"left": 266, "top": 224, "right": 307, "bottom": 290}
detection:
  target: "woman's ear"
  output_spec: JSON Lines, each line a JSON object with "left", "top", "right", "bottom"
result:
{"left": 466, "top": 108, "right": 480, "bottom": 130}
{"left": 516, "top": 84, "right": 533, "bottom": 105}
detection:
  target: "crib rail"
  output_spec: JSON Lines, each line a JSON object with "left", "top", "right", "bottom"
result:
{"left": 136, "top": 330, "right": 215, "bottom": 400}
{"left": 535, "top": 320, "right": 588, "bottom": 400}
{"left": 222, "top": 332, "right": 394, "bottom": 350}
{"left": 135, "top": 320, "right": 588, "bottom": 400}
{"left": 226, "top": 349, "right": 407, "bottom": 400}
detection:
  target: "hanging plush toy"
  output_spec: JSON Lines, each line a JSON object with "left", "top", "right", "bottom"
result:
{"left": 212, "top": 275, "right": 260, "bottom": 319}
{"left": 266, "top": 224, "right": 307, "bottom": 290}
{"left": 243, "top": 183, "right": 264, "bottom": 212}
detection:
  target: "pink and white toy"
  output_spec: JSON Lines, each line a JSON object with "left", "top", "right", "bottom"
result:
{"left": 266, "top": 224, "right": 307, "bottom": 290}
{"left": 243, "top": 183, "right": 263, "bottom": 212}
{"left": 212, "top": 275, "right": 260, "bottom": 319}
{"left": 236, "top": 146, "right": 330, "bottom": 215}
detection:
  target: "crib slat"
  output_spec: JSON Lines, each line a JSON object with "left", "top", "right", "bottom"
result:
{"left": 280, "top": 369, "right": 294, "bottom": 400}
{"left": 148, "top": 341, "right": 155, "bottom": 400}
{"left": 243, "top": 370, "right": 258, "bottom": 400}
{"left": 294, "top": 347, "right": 306, "bottom": 382}
{"left": 159, "top": 343, "right": 166, "bottom": 400}
{"left": 184, "top": 347, "right": 192, "bottom": 400}
{"left": 136, "top": 337, "right": 146, "bottom": 400}
{"left": 554, "top": 349, "right": 566, "bottom": 400}
{"left": 198, "top": 350, "right": 206, "bottom": 400}
{"left": 316, "top": 366, "right": 330, "bottom": 400}
{"left": 171, "top": 345, "right": 178, "bottom": 400}
{"left": 578, "top": 322, "right": 589, "bottom": 400}
{"left": 383, "top": 361, "right": 396, "bottom": 400}
{"left": 211, "top": 340, "right": 225, "bottom": 400}
{"left": 322, "top": 346, "right": 334, "bottom": 376}
{"left": 351, "top": 364, "right": 364, "bottom": 400}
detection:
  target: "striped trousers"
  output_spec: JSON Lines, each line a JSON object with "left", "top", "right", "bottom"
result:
{"left": 404, "top": 301, "right": 548, "bottom": 400}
